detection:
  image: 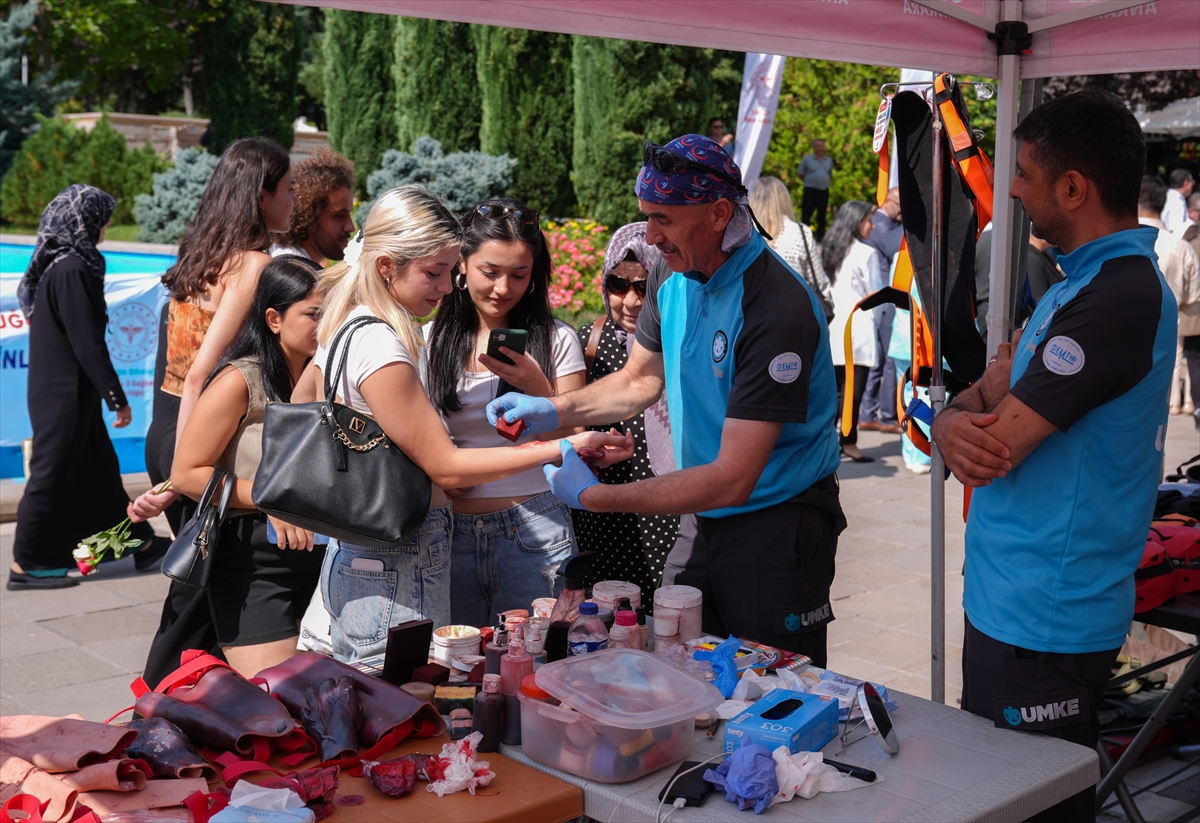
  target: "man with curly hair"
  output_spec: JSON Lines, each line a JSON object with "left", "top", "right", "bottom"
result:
{"left": 270, "top": 147, "right": 356, "bottom": 264}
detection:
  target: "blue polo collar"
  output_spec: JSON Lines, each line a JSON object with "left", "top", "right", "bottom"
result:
{"left": 1050, "top": 226, "right": 1158, "bottom": 280}
{"left": 683, "top": 231, "right": 765, "bottom": 290}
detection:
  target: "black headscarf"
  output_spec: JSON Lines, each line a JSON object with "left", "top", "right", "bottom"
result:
{"left": 18, "top": 184, "right": 116, "bottom": 318}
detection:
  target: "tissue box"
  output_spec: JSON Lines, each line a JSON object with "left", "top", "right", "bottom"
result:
{"left": 723, "top": 688, "right": 839, "bottom": 755}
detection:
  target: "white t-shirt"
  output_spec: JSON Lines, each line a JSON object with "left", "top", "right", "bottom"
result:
{"left": 268, "top": 244, "right": 313, "bottom": 261}
{"left": 314, "top": 306, "right": 417, "bottom": 415}
{"left": 829, "top": 240, "right": 886, "bottom": 367}
{"left": 422, "top": 320, "right": 585, "bottom": 499}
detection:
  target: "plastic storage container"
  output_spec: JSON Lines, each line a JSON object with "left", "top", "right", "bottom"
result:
{"left": 654, "top": 585, "right": 703, "bottom": 644}
{"left": 592, "top": 580, "right": 642, "bottom": 612}
{"left": 518, "top": 648, "right": 723, "bottom": 783}
{"left": 432, "top": 625, "right": 481, "bottom": 667}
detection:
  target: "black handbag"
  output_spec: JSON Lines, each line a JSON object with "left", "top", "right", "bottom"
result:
{"left": 252, "top": 315, "right": 432, "bottom": 549}
{"left": 162, "top": 468, "right": 234, "bottom": 588}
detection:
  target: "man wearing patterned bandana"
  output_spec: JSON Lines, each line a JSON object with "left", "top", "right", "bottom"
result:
{"left": 489, "top": 135, "right": 844, "bottom": 663}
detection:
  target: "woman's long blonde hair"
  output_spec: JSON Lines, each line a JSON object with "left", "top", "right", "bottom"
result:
{"left": 749, "top": 176, "right": 797, "bottom": 249}
{"left": 317, "top": 185, "right": 462, "bottom": 356}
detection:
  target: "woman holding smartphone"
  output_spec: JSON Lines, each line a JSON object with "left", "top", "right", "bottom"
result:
{"left": 307, "top": 188, "right": 627, "bottom": 661}
{"left": 424, "top": 198, "right": 588, "bottom": 628}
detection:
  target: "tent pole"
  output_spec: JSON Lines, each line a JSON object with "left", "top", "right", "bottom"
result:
{"left": 987, "top": 0, "right": 1024, "bottom": 358}
{"left": 930, "top": 96, "right": 947, "bottom": 706}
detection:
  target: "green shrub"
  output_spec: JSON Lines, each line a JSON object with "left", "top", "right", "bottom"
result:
{"left": 359, "top": 135, "right": 514, "bottom": 222}
{"left": 0, "top": 0, "right": 74, "bottom": 179}
{"left": 0, "top": 114, "right": 82, "bottom": 225}
{"left": 134, "top": 147, "right": 220, "bottom": 243}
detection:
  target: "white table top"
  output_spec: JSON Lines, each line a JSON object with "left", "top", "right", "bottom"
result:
{"left": 501, "top": 689, "right": 1099, "bottom": 822}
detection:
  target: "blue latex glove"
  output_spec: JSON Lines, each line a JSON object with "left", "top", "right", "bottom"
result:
{"left": 485, "top": 392, "right": 558, "bottom": 434}
{"left": 543, "top": 440, "right": 599, "bottom": 510}
{"left": 704, "top": 738, "right": 779, "bottom": 815}
{"left": 694, "top": 635, "right": 741, "bottom": 698}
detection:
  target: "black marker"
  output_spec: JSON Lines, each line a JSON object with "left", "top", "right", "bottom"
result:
{"left": 823, "top": 758, "right": 877, "bottom": 782}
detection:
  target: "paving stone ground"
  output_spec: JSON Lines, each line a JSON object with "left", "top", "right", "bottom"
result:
{"left": 0, "top": 416, "right": 1196, "bottom": 820}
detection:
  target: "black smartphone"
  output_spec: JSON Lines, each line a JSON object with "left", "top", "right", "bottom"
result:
{"left": 485, "top": 328, "right": 529, "bottom": 366}
{"left": 382, "top": 619, "right": 433, "bottom": 685}
{"left": 659, "top": 760, "right": 714, "bottom": 807}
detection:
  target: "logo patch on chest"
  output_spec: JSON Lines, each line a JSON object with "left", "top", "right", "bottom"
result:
{"left": 1042, "top": 335, "right": 1085, "bottom": 375}
{"left": 769, "top": 352, "right": 802, "bottom": 384}
{"left": 712, "top": 330, "right": 728, "bottom": 362}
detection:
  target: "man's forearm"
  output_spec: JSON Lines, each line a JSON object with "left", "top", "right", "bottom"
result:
{"left": 947, "top": 380, "right": 986, "bottom": 414}
{"left": 578, "top": 463, "right": 747, "bottom": 516}
{"left": 553, "top": 368, "right": 661, "bottom": 428}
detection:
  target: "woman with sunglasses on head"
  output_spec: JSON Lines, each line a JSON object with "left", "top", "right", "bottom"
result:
{"left": 305, "top": 188, "right": 628, "bottom": 660}
{"left": 570, "top": 223, "right": 682, "bottom": 601}
{"left": 822, "top": 200, "right": 886, "bottom": 463}
{"left": 424, "top": 198, "right": 591, "bottom": 628}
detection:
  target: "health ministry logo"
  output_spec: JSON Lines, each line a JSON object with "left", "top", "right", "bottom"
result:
{"left": 106, "top": 302, "right": 158, "bottom": 363}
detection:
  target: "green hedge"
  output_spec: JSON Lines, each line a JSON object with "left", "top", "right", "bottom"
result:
{"left": 0, "top": 114, "right": 167, "bottom": 227}
{"left": 394, "top": 19, "right": 480, "bottom": 155}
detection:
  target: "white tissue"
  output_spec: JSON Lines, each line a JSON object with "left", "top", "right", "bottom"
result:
{"left": 768, "top": 747, "right": 876, "bottom": 806}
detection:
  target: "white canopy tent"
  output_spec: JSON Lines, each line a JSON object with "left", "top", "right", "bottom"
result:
{"left": 273, "top": 0, "right": 1200, "bottom": 702}
{"left": 1140, "top": 95, "right": 1200, "bottom": 138}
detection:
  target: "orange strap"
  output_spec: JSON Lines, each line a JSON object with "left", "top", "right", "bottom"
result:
{"left": 876, "top": 132, "right": 890, "bottom": 207}
{"left": 934, "top": 73, "right": 994, "bottom": 234}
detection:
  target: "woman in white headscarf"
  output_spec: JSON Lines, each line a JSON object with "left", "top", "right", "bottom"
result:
{"left": 570, "top": 223, "right": 681, "bottom": 600}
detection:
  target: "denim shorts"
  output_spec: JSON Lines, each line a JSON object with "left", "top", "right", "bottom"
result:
{"left": 321, "top": 506, "right": 451, "bottom": 663}
{"left": 450, "top": 491, "right": 576, "bottom": 628}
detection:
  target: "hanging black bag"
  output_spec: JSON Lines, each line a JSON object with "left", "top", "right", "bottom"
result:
{"left": 162, "top": 468, "right": 234, "bottom": 587}
{"left": 252, "top": 316, "right": 431, "bottom": 548}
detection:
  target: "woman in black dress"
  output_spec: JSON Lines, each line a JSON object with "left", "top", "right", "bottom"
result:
{"left": 571, "top": 222, "right": 681, "bottom": 600}
{"left": 9, "top": 184, "right": 157, "bottom": 590}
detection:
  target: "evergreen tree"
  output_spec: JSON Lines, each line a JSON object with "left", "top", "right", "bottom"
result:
{"left": 0, "top": 115, "right": 82, "bottom": 225}
{"left": 572, "top": 37, "right": 742, "bottom": 227}
{"left": 394, "top": 19, "right": 480, "bottom": 154}
{"left": 473, "top": 26, "right": 574, "bottom": 216}
{"left": 202, "top": 0, "right": 298, "bottom": 154}
{"left": 323, "top": 8, "right": 395, "bottom": 197}
{"left": 0, "top": 0, "right": 73, "bottom": 178}
{"left": 134, "top": 147, "right": 220, "bottom": 243}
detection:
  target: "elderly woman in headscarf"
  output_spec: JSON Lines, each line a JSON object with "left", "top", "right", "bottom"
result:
{"left": 9, "top": 184, "right": 159, "bottom": 590}
{"left": 570, "top": 223, "right": 682, "bottom": 601}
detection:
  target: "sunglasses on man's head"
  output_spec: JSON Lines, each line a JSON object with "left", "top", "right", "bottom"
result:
{"left": 473, "top": 203, "right": 540, "bottom": 226}
{"left": 605, "top": 273, "right": 647, "bottom": 297}
{"left": 642, "top": 141, "right": 747, "bottom": 196}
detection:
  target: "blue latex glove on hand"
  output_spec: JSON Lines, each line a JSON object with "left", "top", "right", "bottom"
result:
{"left": 486, "top": 392, "right": 558, "bottom": 434}
{"left": 544, "top": 440, "right": 599, "bottom": 510}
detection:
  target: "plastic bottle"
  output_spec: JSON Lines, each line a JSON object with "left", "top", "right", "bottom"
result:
{"left": 525, "top": 621, "right": 548, "bottom": 670}
{"left": 472, "top": 674, "right": 505, "bottom": 752}
{"left": 608, "top": 610, "right": 638, "bottom": 649}
{"left": 547, "top": 553, "right": 594, "bottom": 662}
{"left": 500, "top": 623, "right": 533, "bottom": 745}
{"left": 484, "top": 625, "right": 509, "bottom": 676}
{"left": 636, "top": 606, "right": 648, "bottom": 651}
{"left": 567, "top": 601, "right": 609, "bottom": 656}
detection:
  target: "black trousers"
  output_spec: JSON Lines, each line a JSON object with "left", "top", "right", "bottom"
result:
{"left": 1183, "top": 335, "right": 1200, "bottom": 413}
{"left": 800, "top": 187, "right": 830, "bottom": 240}
{"left": 962, "top": 616, "right": 1119, "bottom": 823}
{"left": 675, "top": 477, "right": 844, "bottom": 665}
{"left": 834, "top": 365, "right": 869, "bottom": 446}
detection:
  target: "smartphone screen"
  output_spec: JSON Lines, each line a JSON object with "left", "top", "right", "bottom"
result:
{"left": 485, "top": 329, "right": 529, "bottom": 366}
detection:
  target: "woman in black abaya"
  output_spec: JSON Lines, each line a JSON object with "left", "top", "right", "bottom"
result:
{"left": 9, "top": 184, "right": 158, "bottom": 590}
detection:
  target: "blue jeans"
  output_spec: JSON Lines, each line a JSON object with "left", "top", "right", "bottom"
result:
{"left": 450, "top": 492, "right": 575, "bottom": 628}
{"left": 321, "top": 506, "right": 452, "bottom": 663}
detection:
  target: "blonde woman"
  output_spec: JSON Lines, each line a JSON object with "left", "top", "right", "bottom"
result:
{"left": 298, "top": 186, "right": 630, "bottom": 662}
{"left": 750, "top": 176, "right": 832, "bottom": 319}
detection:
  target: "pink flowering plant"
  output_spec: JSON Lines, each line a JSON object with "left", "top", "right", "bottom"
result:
{"left": 543, "top": 219, "right": 608, "bottom": 317}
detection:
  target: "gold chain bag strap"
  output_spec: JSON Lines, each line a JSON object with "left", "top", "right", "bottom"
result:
{"left": 252, "top": 316, "right": 431, "bottom": 548}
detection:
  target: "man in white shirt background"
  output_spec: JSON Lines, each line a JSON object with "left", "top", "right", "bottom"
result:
{"left": 1161, "top": 168, "right": 1195, "bottom": 237}
{"left": 1141, "top": 175, "right": 1200, "bottom": 416}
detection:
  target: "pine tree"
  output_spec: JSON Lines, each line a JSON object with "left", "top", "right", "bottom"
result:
{"left": 394, "top": 19, "right": 480, "bottom": 154}
{"left": 473, "top": 26, "right": 575, "bottom": 216}
{"left": 0, "top": 0, "right": 73, "bottom": 178}
{"left": 323, "top": 9, "right": 396, "bottom": 197}
{"left": 134, "top": 147, "right": 221, "bottom": 243}
{"left": 202, "top": 0, "right": 299, "bottom": 154}
{"left": 572, "top": 37, "right": 742, "bottom": 227}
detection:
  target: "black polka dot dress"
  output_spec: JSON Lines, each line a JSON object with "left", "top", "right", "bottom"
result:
{"left": 572, "top": 319, "right": 680, "bottom": 604}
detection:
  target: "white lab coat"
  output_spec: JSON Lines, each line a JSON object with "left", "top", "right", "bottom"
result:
{"left": 829, "top": 240, "right": 886, "bottom": 367}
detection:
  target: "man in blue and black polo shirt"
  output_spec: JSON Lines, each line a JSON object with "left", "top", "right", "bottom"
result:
{"left": 933, "top": 89, "right": 1176, "bottom": 823}
{"left": 487, "top": 135, "right": 843, "bottom": 663}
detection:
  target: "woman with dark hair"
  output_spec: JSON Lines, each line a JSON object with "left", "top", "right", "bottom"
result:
{"left": 8, "top": 185, "right": 160, "bottom": 589}
{"left": 169, "top": 257, "right": 324, "bottom": 675}
{"left": 132, "top": 137, "right": 295, "bottom": 687}
{"left": 822, "top": 200, "right": 886, "bottom": 462}
{"left": 570, "top": 223, "right": 681, "bottom": 600}
{"left": 131, "top": 137, "right": 295, "bottom": 526}
{"left": 424, "top": 198, "right": 588, "bottom": 627}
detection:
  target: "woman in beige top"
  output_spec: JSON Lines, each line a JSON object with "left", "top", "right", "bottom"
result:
{"left": 170, "top": 257, "right": 323, "bottom": 676}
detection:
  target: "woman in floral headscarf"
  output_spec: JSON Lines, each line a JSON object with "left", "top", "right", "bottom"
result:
{"left": 9, "top": 184, "right": 158, "bottom": 590}
{"left": 571, "top": 223, "right": 682, "bottom": 601}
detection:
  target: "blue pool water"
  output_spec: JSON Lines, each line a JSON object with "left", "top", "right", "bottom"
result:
{"left": 0, "top": 242, "right": 176, "bottom": 274}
